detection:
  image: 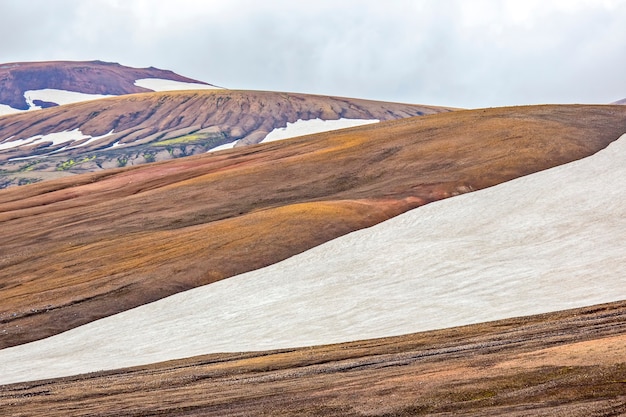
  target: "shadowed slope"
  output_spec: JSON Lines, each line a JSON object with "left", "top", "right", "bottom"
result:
{"left": 1, "top": 300, "right": 625, "bottom": 415}
{"left": 1, "top": 104, "right": 626, "bottom": 348}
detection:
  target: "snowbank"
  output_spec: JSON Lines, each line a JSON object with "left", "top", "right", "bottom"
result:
{"left": 261, "top": 118, "right": 379, "bottom": 143}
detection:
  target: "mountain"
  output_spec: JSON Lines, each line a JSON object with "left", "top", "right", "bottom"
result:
{"left": 0, "top": 60, "right": 217, "bottom": 114}
{"left": 614, "top": 97, "right": 626, "bottom": 104}
{"left": 2, "top": 125, "right": 625, "bottom": 384}
{"left": 2, "top": 302, "right": 625, "bottom": 416}
{"left": 1, "top": 60, "right": 626, "bottom": 414}
{"left": 1, "top": 104, "right": 625, "bottom": 415}
{"left": 1, "top": 103, "right": 624, "bottom": 351}
{"left": 0, "top": 68, "right": 451, "bottom": 188}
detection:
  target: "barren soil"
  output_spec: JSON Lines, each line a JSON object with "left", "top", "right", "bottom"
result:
{"left": 1, "top": 105, "right": 626, "bottom": 349}
{"left": 1, "top": 300, "right": 625, "bottom": 416}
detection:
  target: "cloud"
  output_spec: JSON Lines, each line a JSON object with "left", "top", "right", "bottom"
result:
{"left": 0, "top": 0, "right": 625, "bottom": 107}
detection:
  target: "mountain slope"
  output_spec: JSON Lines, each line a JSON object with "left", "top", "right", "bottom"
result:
{"left": 0, "top": 60, "right": 216, "bottom": 112}
{"left": 0, "top": 90, "right": 450, "bottom": 188}
{"left": 1, "top": 104, "right": 625, "bottom": 349}
{"left": 1, "top": 127, "right": 625, "bottom": 383}
{"left": 1, "top": 300, "right": 625, "bottom": 415}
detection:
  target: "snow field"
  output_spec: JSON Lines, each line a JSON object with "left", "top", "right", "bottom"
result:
{"left": 0, "top": 133, "right": 625, "bottom": 385}
{"left": 209, "top": 118, "right": 379, "bottom": 151}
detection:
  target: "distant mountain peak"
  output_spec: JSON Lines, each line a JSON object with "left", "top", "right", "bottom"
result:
{"left": 0, "top": 60, "right": 219, "bottom": 113}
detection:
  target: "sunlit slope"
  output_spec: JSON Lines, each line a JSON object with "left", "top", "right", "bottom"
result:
{"left": 1, "top": 104, "right": 625, "bottom": 349}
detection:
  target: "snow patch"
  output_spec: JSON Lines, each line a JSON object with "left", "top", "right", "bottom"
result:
{"left": 24, "top": 89, "right": 114, "bottom": 109}
{"left": 207, "top": 141, "right": 236, "bottom": 152}
{"left": 261, "top": 118, "right": 379, "bottom": 143}
{"left": 0, "top": 129, "right": 114, "bottom": 152}
{"left": 0, "top": 104, "right": 22, "bottom": 117}
{"left": 134, "top": 78, "right": 222, "bottom": 92}
{"left": 1, "top": 133, "right": 626, "bottom": 384}
{"left": 208, "top": 118, "right": 380, "bottom": 152}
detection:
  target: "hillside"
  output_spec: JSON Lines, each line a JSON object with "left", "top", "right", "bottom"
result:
{"left": 1, "top": 126, "right": 625, "bottom": 383}
{"left": 0, "top": 89, "right": 450, "bottom": 188}
{"left": 0, "top": 60, "right": 216, "bottom": 112}
{"left": 1, "top": 104, "right": 625, "bottom": 351}
{"left": 2, "top": 300, "right": 625, "bottom": 416}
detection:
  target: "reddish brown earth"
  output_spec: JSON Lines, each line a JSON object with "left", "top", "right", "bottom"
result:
{"left": 1, "top": 104, "right": 626, "bottom": 350}
{"left": 1, "top": 300, "right": 625, "bottom": 416}
{"left": 0, "top": 60, "right": 213, "bottom": 110}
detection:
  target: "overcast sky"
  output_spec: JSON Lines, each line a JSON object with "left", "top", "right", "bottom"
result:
{"left": 1, "top": 0, "right": 625, "bottom": 108}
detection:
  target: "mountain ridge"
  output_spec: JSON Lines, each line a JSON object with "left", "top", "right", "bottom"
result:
{"left": 0, "top": 60, "right": 215, "bottom": 111}
{"left": 0, "top": 89, "right": 452, "bottom": 188}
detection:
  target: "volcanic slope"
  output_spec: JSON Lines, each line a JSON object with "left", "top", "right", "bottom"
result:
{"left": 0, "top": 90, "right": 449, "bottom": 188}
{"left": 2, "top": 301, "right": 625, "bottom": 416}
{"left": 0, "top": 60, "right": 216, "bottom": 112}
{"left": 1, "top": 104, "right": 625, "bottom": 350}
{"left": 1, "top": 124, "right": 625, "bottom": 384}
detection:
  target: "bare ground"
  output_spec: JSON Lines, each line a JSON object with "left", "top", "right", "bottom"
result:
{"left": 1, "top": 104, "right": 626, "bottom": 349}
{"left": 1, "top": 300, "right": 625, "bottom": 416}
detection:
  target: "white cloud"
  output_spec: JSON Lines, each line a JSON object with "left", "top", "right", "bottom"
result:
{"left": 0, "top": 0, "right": 625, "bottom": 107}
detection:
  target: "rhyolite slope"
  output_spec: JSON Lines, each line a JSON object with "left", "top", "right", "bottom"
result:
{"left": 1, "top": 104, "right": 625, "bottom": 349}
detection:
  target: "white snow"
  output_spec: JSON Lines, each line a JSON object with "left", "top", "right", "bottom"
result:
{"left": 0, "top": 89, "right": 115, "bottom": 115}
{"left": 208, "top": 118, "right": 380, "bottom": 152}
{"left": 0, "top": 104, "right": 22, "bottom": 117}
{"left": 24, "top": 89, "right": 114, "bottom": 110}
{"left": 69, "top": 129, "right": 114, "bottom": 148}
{"left": 134, "top": 78, "right": 222, "bottom": 92}
{"left": 0, "top": 129, "right": 114, "bottom": 152}
{"left": 1, "top": 133, "right": 626, "bottom": 385}
{"left": 2, "top": 78, "right": 219, "bottom": 115}
{"left": 207, "top": 141, "right": 236, "bottom": 152}
{"left": 261, "top": 118, "right": 379, "bottom": 143}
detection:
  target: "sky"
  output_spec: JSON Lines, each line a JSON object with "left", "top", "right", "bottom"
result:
{"left": 0, "top": 0, "right": 625, "bottom": 108}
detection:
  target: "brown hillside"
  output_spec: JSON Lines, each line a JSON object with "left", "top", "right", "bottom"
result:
{"left": 0, "top": 60, "right": 211, "bottom": 110}
{"left": 2, "top": 300, "right": 625, "bottom": 415}
{"left": 1, "top": 104, "right": 626, "bottom": 348}
{"left": 0, "top": 90, "right": 451, "bottom": 187}
{"left": 0, "top": 90, "right": 448, "bottom": 154}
